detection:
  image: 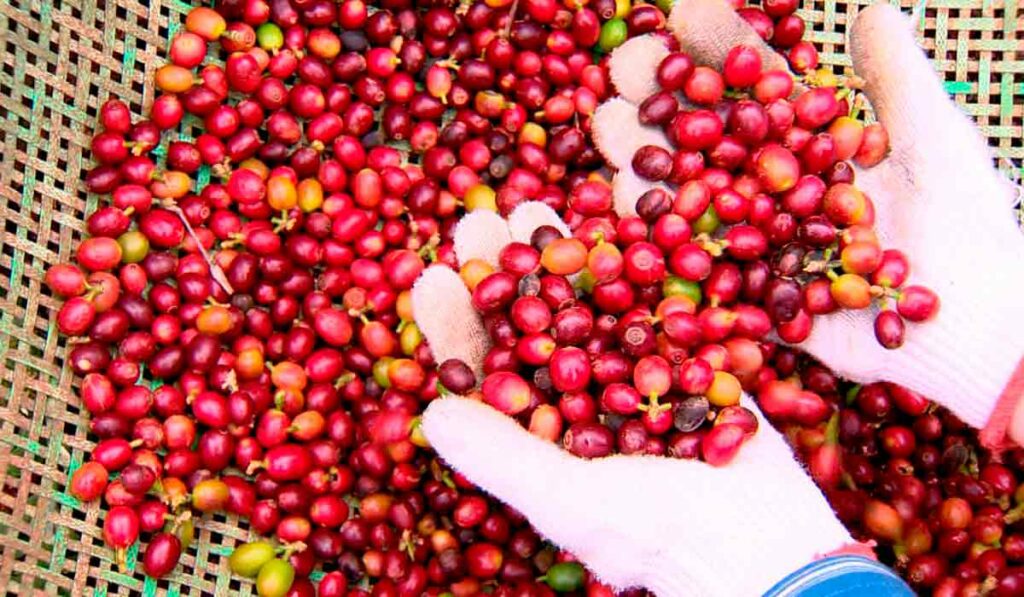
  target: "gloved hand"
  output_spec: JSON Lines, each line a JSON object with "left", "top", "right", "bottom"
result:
{"left": 592, "top": 0, "right": 1024, "bottom": 446}
{"left": 412, "top": 202, "right": 861, "bottom": 596}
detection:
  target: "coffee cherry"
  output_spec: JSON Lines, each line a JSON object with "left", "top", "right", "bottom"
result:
{"left": 632, "top": 145, "right": 673, "bottom": 181}
{"left": 563, "top": 422, "right": 614, "bottom": 458}
{"left": 897, "top": 286, "right": 940, "bottom": 322}
{"left": 722, "top": 45, "right": 763, "bottom": 88}
{"left": 482, "top": 372, "right": 532, "bottom": 415}
{"left": 874, "top": 311, "right": 906, "bottom": 349}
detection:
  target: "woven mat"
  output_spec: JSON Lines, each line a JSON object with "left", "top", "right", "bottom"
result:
{"left": 0, "top": 0, "right": 1020, "bottom": 595}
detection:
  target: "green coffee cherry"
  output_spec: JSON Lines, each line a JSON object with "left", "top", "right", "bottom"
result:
{"left": 544, "top": 562, "right": 586, "bottom": 592}
{"left": 117, "top": 231, "right": 150, "bottom": 263}
{"left": 693, "top": 205, "right": 721, "bottom": 234}
{"left": 372, "top": 357, "right": 393, "bottom": 388}
{"left": 176, "top": 517, "right": 195, "bottom": 550}
{"left": 256, "top": 23, "right": 284, "bottom": 51}
{"left": 399, "top": 322, "right": 422, "bottom": 355}
{"left": 229, "top": 541, "right": 276, "bottom": 578}
{"left": 656, "top": 0, "right": 676, "bottom": 14}
{"left": 255, "top": 558, "right": 295, "bottom": 597}
{"left": 598, "top": 18, "right": 628, "bottom": 52}
{"left": 664, "top": 275, "right": 703, "bottom": 305}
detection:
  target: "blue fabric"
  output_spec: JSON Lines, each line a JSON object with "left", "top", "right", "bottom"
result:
{"left": 764, "top": 556, "right": 914, "bottom": 597}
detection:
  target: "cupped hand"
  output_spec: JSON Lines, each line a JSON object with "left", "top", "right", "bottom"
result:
{"left": 592, "top": 0, "right": 1024, "bottom": 445}
{"left": 411, "top": 202, "right": 856, "bottom": 596}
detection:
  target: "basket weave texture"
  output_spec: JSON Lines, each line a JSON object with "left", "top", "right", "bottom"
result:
{"left": 0, "top": 0, "right": 1021, "bottom": 595}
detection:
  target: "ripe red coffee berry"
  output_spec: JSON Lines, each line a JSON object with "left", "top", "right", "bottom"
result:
{"left": 657, "top": 52, "right": 696, "bottom": 91}
{"left": 684, "top": 66, "right": 725, "bottom": 105}
{"left": 70, "top": 461, "right": 109, "bottom": 501}
{"left": 638, "top": 91, "right": 680, "bottom": 126}
{"left": 622, "top": 242, "right": 666, "bottom": 285}
{"left": 722, "top": 45, "right": 763, "bottom": 88}
{"left": 897, "top": 286, "right": 940, "bottom": 322}
{"left": 549, "top": 347, "right": 592, "bottom": 393}
{"left": 563, "top": 422, "right": 614, "bottom": 458}
{"left": 874, "top": 311, "right": 906, "bottom": 349}
{"left": 632, "top": 145, "right": 673, "bottom": 181}
{"left": 672, "top": 109, "right": 725, "bottom": 150}
{"left": 143, "top": 533, "right": 183, "bottom": 578}
{"left": 439, "top": 359, "right": 477, "bottom": 394}
{"left": 701, "top": 424, "right": 746, "bottom": 466}
{"left": 754, "top": 144, "right": 800, "bottom": 192}
{"left": 481, "top": 372, "right": 532, "bottom": 415}
{"left": 103, "top": 506, "right": 140, "bottom": 566}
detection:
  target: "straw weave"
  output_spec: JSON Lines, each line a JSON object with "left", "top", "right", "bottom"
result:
{"left": 0, "top": 0, "right": 1020, "bottom": 594}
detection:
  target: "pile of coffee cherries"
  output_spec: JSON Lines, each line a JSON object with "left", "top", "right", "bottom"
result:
{"left": 58, "top": 0, "right": 681, "bottom": 593}
{"left": 43, "top": 0, "right": 982, "bottom": 594}
{"left": 770, "top": 351, "right": 1024, "bottom": 596}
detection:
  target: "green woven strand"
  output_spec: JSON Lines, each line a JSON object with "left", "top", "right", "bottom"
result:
{"left": 1, "top": 433, "right": 42, "bottom": 455}
{"left": 123, "top": 34, "right": 139, "bottom": 78}
{"left": 50, "top": 526, "right": 68, "bottom": 573}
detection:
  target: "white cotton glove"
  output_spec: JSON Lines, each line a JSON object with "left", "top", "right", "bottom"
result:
{"left": 411, "top": 202, "right": 855, "bottom": 596}
{"left": 592, "top": 0, "right": 1024, "bottom": 445}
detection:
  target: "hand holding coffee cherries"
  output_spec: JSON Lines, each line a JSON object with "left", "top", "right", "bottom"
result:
{"left": 415, "top": 1, "right": 1024, "bottom": 594}
{"left": 590, "top": 0, "right": 1024, "bottom": 444}
{"left": 413, "top": 202, "right": 864, "bottom": 595}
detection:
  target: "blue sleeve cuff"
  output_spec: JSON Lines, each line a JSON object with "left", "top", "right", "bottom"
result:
{"left": 763, "top": 556, "right": 914, "bottom": 597}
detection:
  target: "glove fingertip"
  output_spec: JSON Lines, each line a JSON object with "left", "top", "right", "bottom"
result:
{"left": 612, "top": 169, "right": 664, "bottom": 217}
{"left": 669, "top": 0, "right": 790, "bottom": 72}
{"left": 421, "top": 396, "right": 494, "bottom": 447}
{"left": 591, "top": 98, "right": 638, "bottom": 170}
{"left": 592, "top": 99, "right": 673, "bottom": 172}
{"left": 608, "top": 34, "right": 670, "bottom": 104}
{"left": 849, "top": 3, "right": 984, "bottom": 162}
{"left": 507, "top": 201, "right": 572, "bottom": 244}
{"left": 412, "top": 266, "right": 489, "bottom": 375}
{"left": 453, "top": 210, "right": 513, "bottom": 266}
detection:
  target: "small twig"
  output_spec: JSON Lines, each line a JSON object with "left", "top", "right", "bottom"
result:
{"left": 503, "top": 0, "right": 520, "bottom": 39}
{"left": 166, "top": 204, "right": 234, "bottom": 295}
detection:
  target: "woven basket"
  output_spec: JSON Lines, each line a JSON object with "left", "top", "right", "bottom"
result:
{"left": 0, "top": 0, "right": 1020, "bottom": 595}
